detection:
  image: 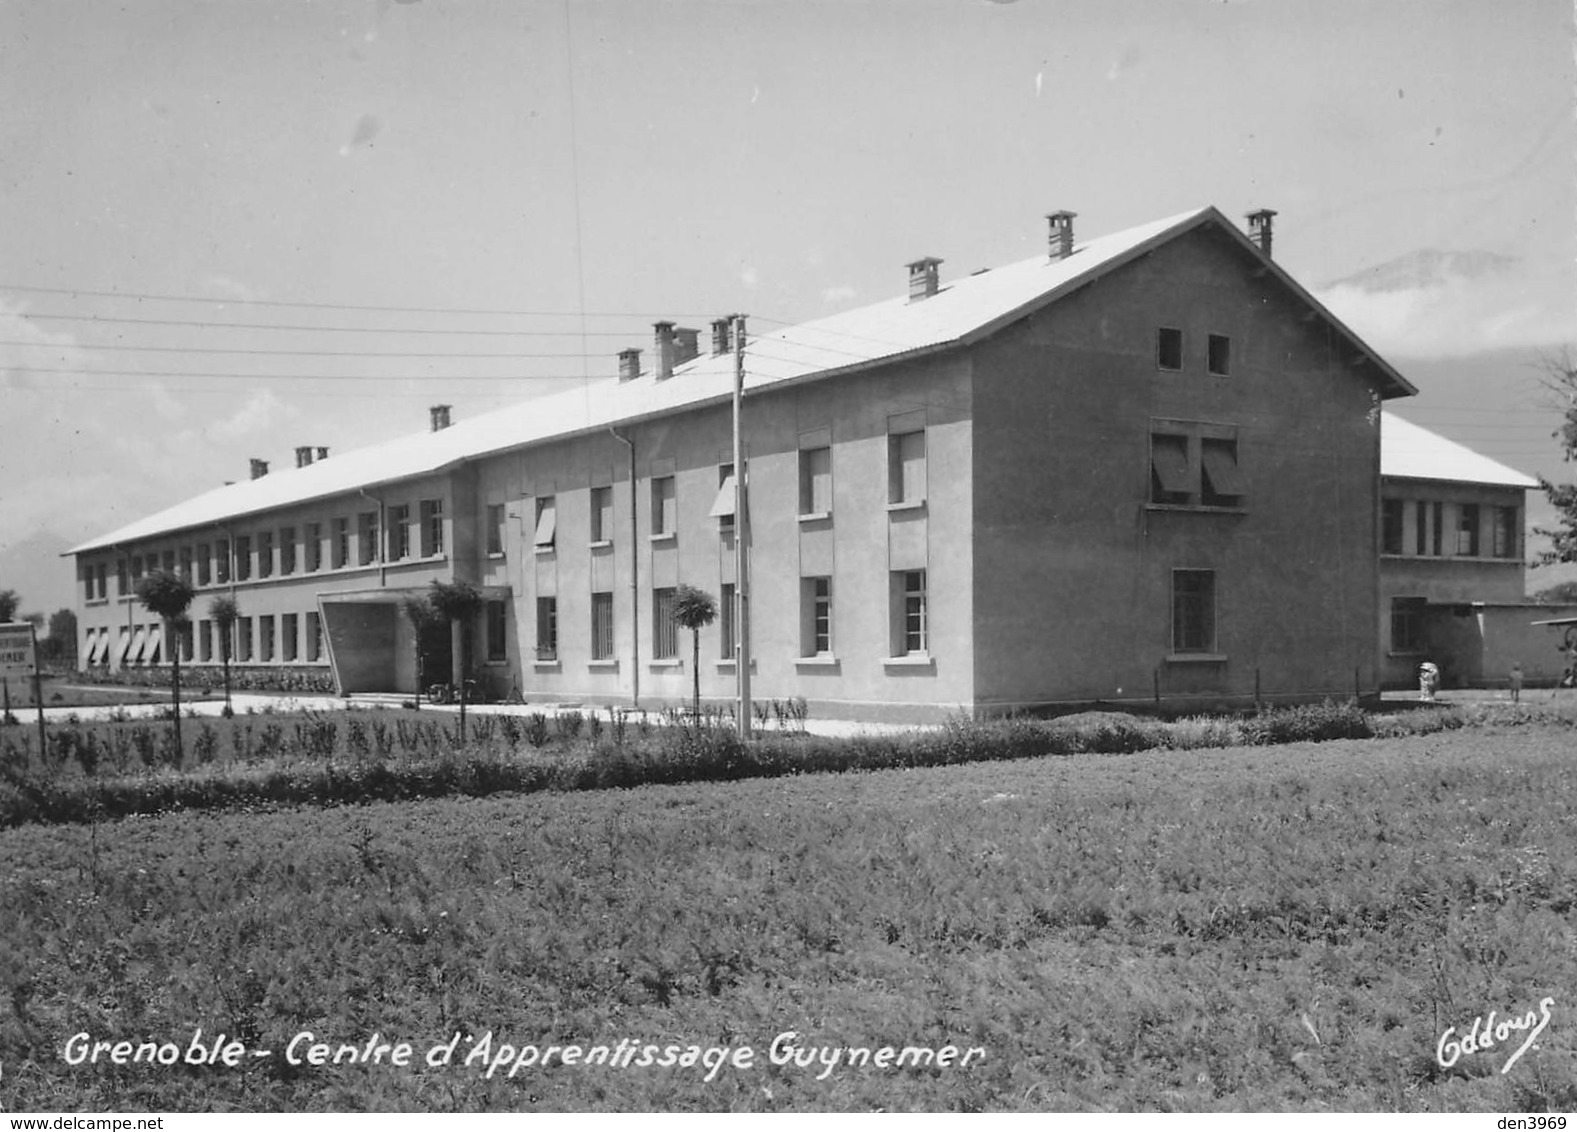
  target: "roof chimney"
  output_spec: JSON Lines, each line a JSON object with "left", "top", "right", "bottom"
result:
{"left": 1047, "top": 211, "right": 1077, "bottom": 260}
{"left": 653, "top": 321, "right": 676, "bottom": 380}
{"left": 430, "top": 404, "right": 452, "bottom": 432}
{"left": 295, "top": 446, "right": 315, "bottom": 468}
{"left": 907, "top": 257, "right": 943, "bottom": 301}
{"left": 1246, "top": 209, "right": 1277, "bottom": 257}
{"left": 711, "top": 317, "right": 734, "bottom": 357}
{"left": 249, "top": 458, "right": 269, "bottom": 480}
{"left": 316, "top": 446, "right": 329, "bottom": 461}
{"left": 618, "top": 347, "right": 642, "bottom": 382}
{"left": 673, "top": 326, "right": 700, "bottom": 366}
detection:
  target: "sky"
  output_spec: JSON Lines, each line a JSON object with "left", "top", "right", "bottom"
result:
{"left": 1, "top": 0, "right": 1574, "bottom": 613}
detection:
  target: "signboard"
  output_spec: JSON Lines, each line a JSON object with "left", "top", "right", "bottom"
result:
{"left": 0, "top": 622, "right": 35, "bottom": 677}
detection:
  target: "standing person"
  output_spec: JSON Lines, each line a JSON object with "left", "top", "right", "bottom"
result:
{"left": 1509, "top": 662, "right": 1524, "bottom": 703}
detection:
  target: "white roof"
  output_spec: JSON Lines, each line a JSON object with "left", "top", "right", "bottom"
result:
{"left": 1381, "top": 412, "right": 1538, "bottom": 488}
{"left": 68, "top": 205, "right": 1414, "bottom": 555}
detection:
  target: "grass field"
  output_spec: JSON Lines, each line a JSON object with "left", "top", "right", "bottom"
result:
{"left": 2, "top": 720, "right": 1574, "bottom": 1112}
{"left": 2, "top": 674, "right": 225, "bottom": 711}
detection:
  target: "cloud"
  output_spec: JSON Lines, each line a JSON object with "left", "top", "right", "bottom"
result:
{"left": 212, "top": 388, "right": 294, "bottom": 442}
{"left": 821, "top": 285, "right": 856, "bottom": 305}
{"left": 1314, "top": 259, "right": 1577, "bottom": 359}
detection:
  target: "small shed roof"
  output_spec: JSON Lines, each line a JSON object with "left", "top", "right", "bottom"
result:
{"left": 1381, "top": 412, "right": 1539, "bottom": 488}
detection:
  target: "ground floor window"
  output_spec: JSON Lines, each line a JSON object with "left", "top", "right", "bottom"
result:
{"left": 591, "top": 592, "right": 614, "bottom": 660}
{"left": 282, "top": 613, "right": 298, "bottom": 662}
{"left": 1391, "top": 597, "right": 1427, "bottom": 654}
{"left": 537, "top": 597, "right": 558, "bottom": 661}
{"left": 260, "top": 615, "right": 275, "bottom": 662}
{"left": 486, "top": 600, "right": 507, "bottom": 661}
{"left": 720, "top": 582, "right": 736, "bottom": 660}
{"left": 891, "top": 570, "right": 927, "bottom": 656}
{"left": 239, "top": 618, "right": 254, "bottom": 662}
{"left": 307, "top": 612, "right": 322, "bottom": 662}
{"left": 1171, "top": 569, "right": 1216, "bottom": 653}
{"left": 802, "top": 576, "right": 832, "bottom": 656}
{"left": 652, "top": 587, "right": 678, "bottom": 660}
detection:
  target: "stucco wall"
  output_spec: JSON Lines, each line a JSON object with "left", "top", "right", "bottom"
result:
{"left": 970, "top": 224, "right": 1386, "bottom": 710}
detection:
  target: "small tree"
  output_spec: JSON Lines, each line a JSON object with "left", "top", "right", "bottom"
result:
{"left": 401, "top": 593, "right": 441, "bottom": 708}
{"left": 209, "top": 595, "right": 241, "bottom": 716}
{"left": 1534, "top": 347, "right": 1577, "bottom": 565}
{"left": 428, "top": 579, "right": 483, "bottom": 742}
{"left": 671, "top": 583, "right": 718, "bottom": 719}
{"left": 137, "top": 570, "right": 197, "bottom": 761}
{"left": 45, "top": 608, "right": 78, "bottom": 667}
{"left": 0, "top": 589, "right": 19, "bottom": 623}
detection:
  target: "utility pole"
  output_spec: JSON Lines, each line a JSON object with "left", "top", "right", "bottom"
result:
{"left": 733, "top": 313, "right": 751, "bottom": 739}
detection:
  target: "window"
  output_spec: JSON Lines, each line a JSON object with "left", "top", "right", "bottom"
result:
{"left": 179, "top": 547, "right": 193, "bottom": 580}
{"left": 486, "top": 601, "right": 507, "bottom": 661}
{"left": 235, "top": 536, "right": 252, "bottom": 581}
{"left": 711, "top": 464, "right": 736, "bottom": 532}
{"left": 1391, "top": 597, "right": 1426, "bottom": 653}
{"left": 282, "top": 613, "right": 298, "bottom": 662}
{"left": 196, "top": 544, "right": 211, "bottom": 586}
{"left": 720, "top": 582, "right": 736, "bottom": 660}
{"left": 280, "top": 527, "right": 296, "bottom": 575}
{"left": 198, "top": 619, "right": 211, "bottom": 663}
{"left": 1207, "top": 334, "right": 1231, "bottom": 376}
{"left": 117, "top": 559, "right": 129, "bottom": 596}
{"left": 889, "top": 430, "right": 926, "bottom": 506}
{"left": 800, "top": 447, "right": 832, "bottom": 516}
{"left": 651, "top": 476, "right": 676, "bottom": 538}
{"left": 388, "top": 505, "right": 411, "bottom": 561}
{"left": 1457, "top": 504, "right": 1480, "bottom": 556}
{"left": 1414, "top": 502, "right": 1427, "bottom": 556}
{"left": 257, "top": 532, "right": 273, "bottom": 578}
{"left": 652, "top": 587, "right": 678, "bottom": 659}
{"left": 802, "top": 577, "right": 832, "bottom": 656}
{"left": 591, "top": 591, "right": 614, "bottom": 660}
{"left": 306, "top": 523, "right": 323, "bottom": 572}
{"left": 239, "top": 617, "right": 254, "bottom": 662}
{"left": 1432, "top": 502, "right": 1443, "bottom": 556}
{"left": 421, "top": 499, "right": 444, "bottom": 556}
{"left": 359, "top": 511, "right": 379, "bottom": 566}
{"left": 486, "top": 504, "right": 505, "bottom": 557}
{"left": 536, "top": 597, "right": 558, "bottom": 661}
{"left": 306, "top": 612, "right": 322, "bottom": 662}
{"left": 1493, "top": 506, "right": 1519, "bottom": 559}
{"left": 260, "top": 615, "right": 275, "bottom": 662}
{"left": 1157, "top": 327, "right": 1184, "bottom": 371}
{"left": 162, "top": 550, "right": 175, "bottom": 574}
{"left": 96, "top": 563, "right": 108, "bottom": 600}
{"left": 179, "top": 622, "right": 193, "bottom": 663}
{"left": 892, "top": 570, "right": 927, "bottom": 656}
{"left": 131, "top": 555, "right": 144, "bottom": 581}
{"left": 1382, "top": 499, "right": 1404, "bottom": 555}
{"left": 215, "top": 539, "right": 230, "bottom": 584}
{"left": 591, "top": 486, "right": 613, "bottom": 544}
{"left": 334, "top": 517, "right": 350, "bottom": 569}
{"left": 533, "top": 497, "right": 557, "bottom": 552}
{"left": 1171, "top": 570, "right": 1216, "bottom": 654}
{"left": 1150, "top": 434, "right": 1191, "bottom": 506}
{"left": 1200, "top": 439, "right": 1244, "bottom": 508}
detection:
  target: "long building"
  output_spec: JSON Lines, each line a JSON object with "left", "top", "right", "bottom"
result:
{"left": 70, "top": 205, "right": 1436, "bottom": 720}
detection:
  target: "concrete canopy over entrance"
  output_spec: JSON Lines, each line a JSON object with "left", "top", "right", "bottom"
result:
{"left": 319, "top": 586, "right": 511, "bottom": 695}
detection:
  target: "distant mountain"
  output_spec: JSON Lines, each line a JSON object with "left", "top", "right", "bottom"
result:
{"left": 1321, "top": 249, "right": 1519, "bottom": 295}
{"left": 0, "top": 530, "right": 76, "bottom": 622}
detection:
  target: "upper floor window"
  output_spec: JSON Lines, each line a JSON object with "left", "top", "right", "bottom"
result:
{"left": 651, "top": 476, "right": 676, "bottom": 539}
{"left": 257, "top": 532, "right": 273, "bottom": 578}
{"left": 421, "top": 499, "right": 444, "bottom": 556}
{"left": 359, "top": 511, "right": 379, "bottom": 566}
{"left": 388, "top": 505, "right": 411, "bottom": 561}
{"left": 1457, "top": 503, "right": 1480, "bottom": 557}
{"left": 1199, "top": 439, "right": 1244, "bottom": 508}
{"left": 1382, "top": 499, "right": 1404, "bottom": 555}
{"left": 711, "top": 464, "right": 737, "bottom": 532}
{"left": 197, "top": 543, "right": 211, "bottom": 587}
{"left": 1493, "top": 506, "right": 1519, "bottom": 559}
{"left": 486, "top": 504, "right": 505, "bottom": 557}
{"left": 1157, "top": 327, "right": 1183, "bottom": 371}
{"left": 800, "top": 446, "right": 832, "bottom": 517}
{"left": 590, "top": 486, "right": 614, "bottom": 545}
{"left": 534, "top": 496, "right": 557, "bottom": 552}
{"left": 306, "top": 523, "right": 323, "bottom": 572}
{"left": 888, "top": 431, "right": 926, "bottom": 507}
{"left": 333, "top": 518, "right": 350, "bottom": 569}
{"left": 235, "top": 536, "right": 252, "bottom": 581}
{"left": 1150, "top": 425, "right": 1244, "bottom": 510}
{"left": 1207, "top": 334, "right": 1231, "bottom": 376}
{"left": 280, "top": 527, "right": 296, "bottom": 575}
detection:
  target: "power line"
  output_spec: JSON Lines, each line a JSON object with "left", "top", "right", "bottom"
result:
{"left": 11, "top": 311, "right": 645, "bottom": 338}
{"left": 0, "top": 281, "right": 719, "bottom": 321}
{"left": 7, "top": 364, "right": 605, "bottom": 382}
{"left": 0, "top": 340, "right": 612, "bottom": 359}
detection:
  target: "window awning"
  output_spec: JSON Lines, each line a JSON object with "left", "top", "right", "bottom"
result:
{"left": 146, "top": 626, "right": 163, "bottom": 664}
{"left": 1151, "top": 438, "right": 1190, "bottom": 494}
{"left": 1201, "top": 444, "right": 1245, "bottom": 496}
{"left": 128, "top": 627, "right": 148, "bottom": 664}
{"left": 709, "top": 475, "right": 737, "bottom": 519}
{"left": 89, "top": 630, "right": 107, "bottom": 664}
{"left": 533, "top": 502, "right": 556, "bottom": 547}
{"left": 113, "top": 629, "right": 132, "bottom": 664}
